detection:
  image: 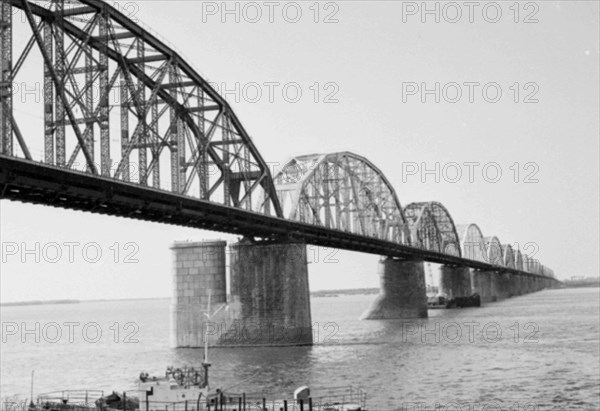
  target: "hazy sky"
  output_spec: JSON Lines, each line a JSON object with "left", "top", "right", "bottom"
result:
{"left": 1, "top": 0, "right": 598, "bottom": 302}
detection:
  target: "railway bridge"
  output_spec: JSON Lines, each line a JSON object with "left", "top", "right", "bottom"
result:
{"left": 0, "top": 0, "right": 559, "bottom": 346}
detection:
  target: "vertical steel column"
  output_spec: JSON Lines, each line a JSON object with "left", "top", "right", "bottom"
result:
{"left": 120, "top": 73, "right": 129, "bottom": 181}
{"left": 0, "top": 0, "right": 12, "bottom": 156}
{"left": 43, "top": 22, "right": 54, "bottom": 164}
{"left": 168, "top": 63, "right": 179, "bottom": 192}
{"left": 98, "top": 12, "right": 109, "bottom": 175}
{"left": 137, "top": 39, "right": 146, "bottom": 183}
{"left": 54, "top": 0, "right": 65, "bottom": 166}
{"left": 323, "top": 161, "right": 331, "bottom": 227}
{"left": 221, "top": 115, "right": 230, "bottom": 205}
{"left": 242, "top": 144, "right": 251, "bottom": 210}
{"left": 177, "top": 113, "right": 185, "bottom": 193}
{"left": 333, "top": 164, "right": 341, "bottom": 229}
{"left": 197, "top": 88, "right": 208, "bottom": 198}
{"left": 85, "top": 48, "right": 95, "bottom": 171}
{"left": 151, "top": 101, "right": 159, "bottom": 187}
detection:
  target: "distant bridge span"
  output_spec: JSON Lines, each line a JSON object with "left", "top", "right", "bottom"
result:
{"left": 0, "top": 0, "right": 556, "bottom": 282}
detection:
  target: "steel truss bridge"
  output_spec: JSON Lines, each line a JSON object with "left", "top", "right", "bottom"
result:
{"left": 0, "top": 0, "right": 557, "bottom": 282}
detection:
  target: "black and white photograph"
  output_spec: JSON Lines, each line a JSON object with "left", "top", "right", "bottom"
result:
{"left": 0, "top": 0, "right": 599, "bottom": 410}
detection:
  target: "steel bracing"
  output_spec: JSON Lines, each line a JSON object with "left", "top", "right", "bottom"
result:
{"left": 404, "top": 201, "right": 461, "bottom": 257}
{"left": 0, "top": 0, "right": 557, "bottom": 283}
{"left": 274, "top": 152, "right": 410, "bottom": 244}
{"left": 2, "top": 0, "right": 281, "bottom": 216}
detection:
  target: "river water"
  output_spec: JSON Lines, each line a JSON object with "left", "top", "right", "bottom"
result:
{"left": 1, "top": 288, "right": 599, "bottom": 410}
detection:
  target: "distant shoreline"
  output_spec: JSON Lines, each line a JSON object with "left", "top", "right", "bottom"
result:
{"left": 6, "top": 284, "right": 593, "bottom": 306}
{"left": 0, "top": 299, "right": 80, "bottom": 307}
{"left": 0, "top": 289, "right": 380, "bottom": 306}
{"left": 311, "top": 288, "right": 379, "bottom": 297}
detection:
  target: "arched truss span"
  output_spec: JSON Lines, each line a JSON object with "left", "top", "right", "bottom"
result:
{"left": 484, "top": 236, "right": 504, "bottom": 266}
{"left": 524, "top": 254, "right": 540, "bottom": 274}
{"left": 2, "top": 0, "right": 282, "bottom": 216}
{"left": 514, "top": 249, "right": 524, "bottom": 271}
{"left": 403, "top": 202, "right": 461, "bottom": 257}
{"left": 456, "top": 223, "right": 486, "bottom": 262}
{"left": 523, "top": 255, "right": 530, "bottom": 272}
{"left": 273, "top": 152, "right": 410, "bottom": 243}
{"left": 503, "top": 244, "right": 515, "bottom": 269}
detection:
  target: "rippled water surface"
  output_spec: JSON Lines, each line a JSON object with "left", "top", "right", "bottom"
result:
{"left": 1, "top": 288, "right": 599, "bottom": 410}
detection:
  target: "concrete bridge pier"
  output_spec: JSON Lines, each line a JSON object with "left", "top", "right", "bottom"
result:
{"left": 527, "top": 276, "right": 534, "bottom": 293}
{"left": 170, "top": 239, "right": 313, "bottom": 347}
{"left": 513, "top": 275, "right": 523, "bottom": 296}
{"left": 473, "top": 270, "right": 498, "bottom": 303}
{"left": 227, "top": 239, "right": 313, "bottom": 346}
{"left": 519, "top": 275, "right": 527, "bottom": 295}
{"left": 170, "top": 240, "right": 227, "bottom": 348}
{"left": 440, "top": 266, "right": 472, "bottom": 299}
{"left": 361, "top": 258, "right": 428, "bottom": 319}
{"left": 489, "top": 272, "right": 499, "bottom": 301}
{"left": 521, "top": 276, "right": 529, "bottom": 294}
{"left": 496, "top": 272, "right": 507, "bottom": 299}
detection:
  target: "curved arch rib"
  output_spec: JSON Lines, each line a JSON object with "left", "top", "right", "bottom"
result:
{"left": 274, "top": 152, "right": 410, "bottom": 243}
{"left": 404, "top": 202, "right": 461, "bottom": 257}
{"left": 456, "top": 223, "right": 486, "bottom": 262}
{"left": 514, "top": 249, "right": 524, "bottom": 271}
{"left": 503, "top": 244, "right": 515, "bottom": 269}
{"left": 8, "top": 0, "right": 282, "bottom": 216}
{"left": 484, "top": 236, "right": 504, "bottom": 266}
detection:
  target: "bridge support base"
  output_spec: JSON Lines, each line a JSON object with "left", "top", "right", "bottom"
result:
{"left": 361, "top": 258, "right": 428, "bottom": 319}
{"left": 515, "top": 275, "right": 524, "bottom": 296}
{"left": 497, "top": 273, "right": 511, "bottom": 299}
{"left": 440, "top": 266, "right": 472, "bottom": 299}
{"left": 223, "top": 239, "right": 313, "bottom": 346}
{"left": 473, "top": 270, "right": 498, "bottom": 303}
{"left": 170, "top": 240, "right": 227, "bottom": 348}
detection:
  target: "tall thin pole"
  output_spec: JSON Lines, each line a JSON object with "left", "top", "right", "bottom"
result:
{"left": 28, "top": 370, "right": 35, "bottom": 410}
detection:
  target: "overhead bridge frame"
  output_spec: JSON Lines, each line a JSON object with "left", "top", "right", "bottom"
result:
{"left": 0, "top": 0, "right": 558, "bottom": 283}
{"left": 2, "top": 0, "right": 282, "bottom": 217}
{"left": 0, "top": 155, "right": 556, "bottom": 281}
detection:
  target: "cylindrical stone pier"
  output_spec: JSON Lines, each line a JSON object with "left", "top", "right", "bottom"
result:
{"left": 226, "top": 239, "right": 313, "bottom": 346}
{"left": 497, "top": 272, "right": 510, "bottom": 299}
{"left": 473, "top": 270, "right": 497, "bottom": 303}
{"left": 512, "top": 274, "right": 520, "bottom": 296}
{"left": 170, "top": 240, "right": 227, "bottom": 348}
{"left": 488, "top": 272, "right": 498, "bottom": 302}
{"left": 361, "top": 258, "right": 428, "bottom": 319}
{"left": 440, "top": 266, "right": 472, "bottom": 299}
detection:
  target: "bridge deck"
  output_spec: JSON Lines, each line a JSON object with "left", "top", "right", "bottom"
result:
{"left": 0, "top": 155, "right": 554, "bottom": 280}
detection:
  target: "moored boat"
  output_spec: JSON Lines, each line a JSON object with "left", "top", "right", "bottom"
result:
{"left": 31, "top": 364, "right": 367, "bottom": 411}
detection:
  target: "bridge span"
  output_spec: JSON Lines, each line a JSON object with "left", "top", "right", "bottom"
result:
{"left": 1, "top": 0, "right": 559, "bottom": 346}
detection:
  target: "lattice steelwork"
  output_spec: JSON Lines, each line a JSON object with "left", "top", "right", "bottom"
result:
{"left": 503, "top": 244, "right": 515, "bottom": 269}
{"left": 404, "top": 202, "right": 461, "bottom": 257}
{"left": 514, "top": 249, "right": 524, "bottom": 271}
{"left": 1, "top": 0, "right": 281, "bottom": 216}
{"left": 1, "top": 0, "right": 11, "bottom": 155}
{"left": 0, "top": 1, "right": 557, "bottom": 282}
{"left": 484, "top": 236, "right": 503, "bottom": 266}
{"left": 274, "top": 152, "right": 410, "bottom": 244}
{"left": 456, "top": 223, "right": 486, "bottom": 262}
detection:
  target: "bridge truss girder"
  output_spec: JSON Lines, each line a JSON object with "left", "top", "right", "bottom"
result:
{"left": 2, "top": 0, "right": 281, "bottom": 216}
{"left": 404, "top": 201, "right": 461, "bottom": 257}
{"left": 274, "top": 152, "right": 410, "bottom": 244}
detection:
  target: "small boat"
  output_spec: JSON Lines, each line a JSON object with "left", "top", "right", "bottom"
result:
{"left": 28, "top": 297, "right": 366, "bottom": 411}
{"left": 445, "top": 294, "right": 481, "bottom": 308}
{"left": 427, "top": 293, "right": 448, "bottom": 309}
{"left": 33, "top": 366, "right": 367, "bottom": 411}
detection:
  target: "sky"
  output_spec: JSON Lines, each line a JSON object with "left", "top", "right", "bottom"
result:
{"left": 1, "top": 0, "right": 599, "bottom": 302}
